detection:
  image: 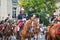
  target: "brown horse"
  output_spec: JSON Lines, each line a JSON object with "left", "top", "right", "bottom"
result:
{"left": 13, "top": 21, "right": 24, "bottom": 40}
{"left": 50, "top": 23, "right": 60, "bottom": 40}
{"left": 13, "top": 20, "right": 32, "bottom": 40}
{"left": 20, "top": 19, "right": 35, "bottom": 40}
{"left": 3, "top": 23, "right": 14, "bottom": 40}
{"left": 20, "top": 18, "right": 42, "bottom": 40}
{"left": 13, "top": 16, "right": 42, "bottom": 40}
{"left": 45, "top": 23, "right": 55, "bottom": 40}
{"left": 55, "top": 24, "right": 60, "bottom": 40}
{"left": 0, "top": 24, "right": 4, "bottom": 40}
{"left": 46, "top": 22, "right": 60, "bottom": 40}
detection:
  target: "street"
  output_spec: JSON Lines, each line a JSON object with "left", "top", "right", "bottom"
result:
{"left": 0, "top": 34, "right": 45, "bottom": 40}
{"left": 26, "top": 34, "right": 45, "bottom": 40}
{"left": 38, "top": 35, "right": 45, "bottom": 40}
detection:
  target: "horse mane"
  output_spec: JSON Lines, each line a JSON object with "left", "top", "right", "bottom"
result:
{"left": 21, "top": 20, "right": 32, "bottom": 35}
{"left": 23, "top": 20, "right": 32, "bottom": 30}
{"left": 56, "top": 23, "right": 60, "bottom": 28}
{"left": 51, "top": 23, "right": 58, "bottom": 29}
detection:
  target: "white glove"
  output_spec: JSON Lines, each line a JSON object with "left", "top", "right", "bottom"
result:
{"left": 22, "top": 18, "right": 26, "bottom": 21}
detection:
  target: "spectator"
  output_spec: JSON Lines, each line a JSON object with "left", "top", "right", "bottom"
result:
{"left": 0, "top": 20, "right": 4, "bottom": 24}
{"left": 5, "top": 17, "right": 9, "bottom": 22}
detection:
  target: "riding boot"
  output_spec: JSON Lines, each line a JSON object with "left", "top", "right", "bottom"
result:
{"left": 16, "top": 31, "right": 20, "bottom": 40}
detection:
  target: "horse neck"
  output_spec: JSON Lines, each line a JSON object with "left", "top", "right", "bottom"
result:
{"left": 15, "top": 25, "right": 18, "bottom": 28}
{"left": 52, "top": 23, "right": 58, "bottom": 29}
{"left": 23, "top": 20, "right": 32, "bottom": 31}
{"left": 55, "top": 24, "right": 60, "bottom": 28}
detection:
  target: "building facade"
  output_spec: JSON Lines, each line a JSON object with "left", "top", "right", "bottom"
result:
{"left": 0, "top": 0, "right": 20, "bottom": 20}
{"left": 55, "top": 0, "right": 60, "bottom": 16}
{"left": 0, "top": 0, "right": 60, "bottom": 20}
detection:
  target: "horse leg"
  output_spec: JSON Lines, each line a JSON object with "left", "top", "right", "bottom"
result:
{"left": 34, "top": 34, "right": 38, "bottom": 40}
{"left": 17, "top": 37, "right": 21, "bottom": 40}
{"left": 36, "top": 34, "right": 38, "bottom": 40}
{"left": 5, "top": 36, "right": 7, "bottom": 40}
{"left": 4, "top": 36, "right": 7, "bottom": 40}
{"left": 0, "top": 36, "right": 3, "bottom": 40}
{"left": 2, "top": 36, "right": 3, "bottom": 40}
{"left": 45, "top": 33, "right": 48, "bottom": 40}
{"left": 28, "top": 37, "right": 31, "bottom": 40}
{"left": 18, "top": 36, "right": 21, "bottom": 40}
{"left": 28, "top": 38, "right": 31, "bottom": 40}
{"left": 5, "top": 36, "right": 8, "bottom": 40}
{"left": 21, "top": 36, "right": 25, "bottom": 40}
{"left": 7, "top": 36, "right": 8, "bottom": 40}
{"left": 52, "top": 36, "right": 57, "bottom": 40}
{"left": 51, "top": 34, "right": 56, "bottom": 40}
{"left": 47, "top": 35, "right": 52, "bottom": 40}
{"left": 0, "top": 37, "right": 2, "bottom": 40}
{"left": 52, "top": 38, "right": 56, "bottom": 40}
{"left": 3, "top": 36, "right": 5, "bottom": 40}
{"left": 45, "top": 32, "right": 52, "bottom": 40}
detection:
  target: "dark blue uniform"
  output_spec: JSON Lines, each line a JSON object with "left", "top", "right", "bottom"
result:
{"left": 18, "top": 13, "right": 26, "bottom": 20}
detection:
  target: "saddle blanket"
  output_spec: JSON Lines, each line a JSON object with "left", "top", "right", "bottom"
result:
{"left": 56, "top": 27, "right": 60, "bottom": 34}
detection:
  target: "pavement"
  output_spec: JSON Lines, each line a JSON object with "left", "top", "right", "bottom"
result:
{"left": 26, "top": 34, "right": 45, "bottom": 40}
{"left": 0, "top": 34, "right": 45, "bottom": 40}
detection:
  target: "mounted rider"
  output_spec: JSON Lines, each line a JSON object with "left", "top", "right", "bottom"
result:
{"left": 17, "top": 6, "right": 27, "bottom": 28}
{"left": 16, "top": 6, "right": 27, "bottom": 39}
{"left": 49, "top": 11, "right": 57, "bottom": 23}
{"left": 18, "top": 6, "right": 26, "bottom": 21}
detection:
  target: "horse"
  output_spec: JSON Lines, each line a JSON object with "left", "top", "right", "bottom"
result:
{"left": 45, "top": 17, "right": 60, "bottom": 40}
{"left": 0, "top": 24, "right": 4, "bottom": 40}
{"left": 13, "top": 14, "right": 42, "bottom": 40}
{"left": 13, "top": 19, "right": 34, "bottom": 40}
{"left": 13, "top": 20, "right": 24, "bottom": 40}
{"left": 20, "top": 17, "right": 42, "bottom": 40}
{"left": 3, "top": 23, "right": 14, "bottom": 40}
{"left": 20, "top": 19, "right": 36, "bottom": 40}
{"left": 55, "top": 24, "right": 60, "bottom": 40}
{"left": 45, "top": 23, "right": 55, "bottom": 40}
{"left": 32, "top": 17, "right": 44, "bottom": 40}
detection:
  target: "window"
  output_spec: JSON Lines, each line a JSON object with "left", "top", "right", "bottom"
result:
{"left": 12, "top": 7, "right": 16, "bottom": 18}
{"left": 12, "top": 0, "right": 17, "bottom": 3}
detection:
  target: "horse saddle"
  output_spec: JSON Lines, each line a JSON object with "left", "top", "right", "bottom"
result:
{"left": 18, "top": 21, "right": 24, "bottom": 27}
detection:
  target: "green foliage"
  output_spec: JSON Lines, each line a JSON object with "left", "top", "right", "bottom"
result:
{"left": 18, "top": 0, "right": 57, "bottom": 26}
{"left": 8, "top": 19, "right": 14, "bottom": 24}
{"left": 19, "top": 0, "right": 57, "bottom": 14}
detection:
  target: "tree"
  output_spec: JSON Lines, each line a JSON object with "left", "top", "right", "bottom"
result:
{"left": 18, "top": 0, "right": 57, "bottom": 26}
